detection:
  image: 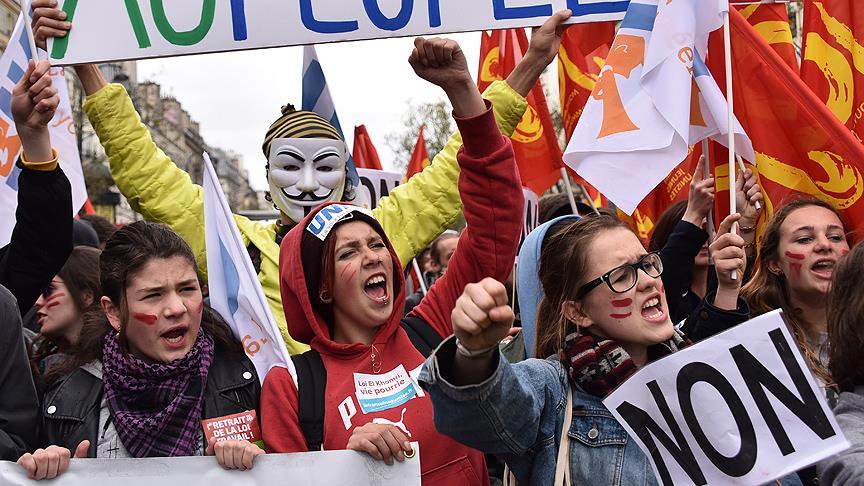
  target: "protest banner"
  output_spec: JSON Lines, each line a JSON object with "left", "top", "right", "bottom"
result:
{"left": 48, "top": 0, "right": 630, "bottom": 65}
{"left": 603, "top": 310, "right": 849, "bottom": 485}
{"left": 0, "top": 445, "right": 421, "bottom": 486}
{"left": 521, "top": 187, "right": 538, "bottom": 246}
{"left": 357, "top": 168, "right": 402, "bottom": 210}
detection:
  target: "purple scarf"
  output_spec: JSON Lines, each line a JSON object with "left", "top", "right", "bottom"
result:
{"left": 102, "top": 328, "right": 214, "bottom": 458}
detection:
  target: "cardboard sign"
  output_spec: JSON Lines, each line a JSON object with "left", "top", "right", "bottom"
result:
{"left": 603, "top": 310, "right": 849, "bottom": 486}
{"left": 357, "top": 168, "right": 402, "bottom": 210}
{"left": 48, "top": 0, "right": 630, "bottom": 65}
{"left": 202, "top": 410, "right": 263, "bottom": 447}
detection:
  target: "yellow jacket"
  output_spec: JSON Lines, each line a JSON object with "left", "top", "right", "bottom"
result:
{"left": 83, "top": 82, "right": 527, "bottom": 354}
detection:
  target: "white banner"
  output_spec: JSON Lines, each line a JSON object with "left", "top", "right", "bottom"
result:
{"left": 603, "top": 310, "right": 849, "bottom": 486}
{"left": 521, "top": 187, "right": 539, "bottom": 246}
{"left": 0, "top": 446, "right": 421, "bottom": 485}
{"left": 48, "top": 0, "right": 630, "bottom": 65}
{"left": 357, "top": 168, "right": 402, "bottom": 210}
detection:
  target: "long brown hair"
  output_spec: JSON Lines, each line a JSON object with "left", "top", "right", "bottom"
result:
{"left": 535, "top": 215, "right": 631, "bottom": 359}
{"left": 648, "top": 200, "right": 688, "bottom": 252}
{"left": 45, "top": 221, "right": 241, "bottom": 383}
{"left": 827, "top": 242, "right": 864, "bottom": 392}
{"left": 740, "top": 197, "right": 846, "bottom": 386}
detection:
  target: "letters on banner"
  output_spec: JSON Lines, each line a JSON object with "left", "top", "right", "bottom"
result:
{"left": 603, "top": 310, "right": 849, "bottom": 486}
{"left": 49, "top": 1, "right": 630, "bottom": 65}
{"left": 357, "top": 168, "right": 402, "bottom": 210}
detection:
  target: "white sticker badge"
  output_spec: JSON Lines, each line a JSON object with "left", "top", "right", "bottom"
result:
{"left": 354, "top": 365, "right": 419, "bottom": 414}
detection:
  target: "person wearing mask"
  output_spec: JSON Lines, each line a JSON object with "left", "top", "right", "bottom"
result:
{"left": 31, "top": 1, "right": 571, "bottom": 354}
{"left": 261, "top": 36, "right": 523, "bottom": 485}
{"left": 17, "top": 222, "right": 262, "bottom": 480}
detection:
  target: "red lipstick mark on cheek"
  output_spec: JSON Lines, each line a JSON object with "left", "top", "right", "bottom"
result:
{"left": 44, "top": 292, "right": 66, "bottom": 305}
{"left": 785, "top": 252, "right": 806, "bottom": 261}
{"left": 46, "top": 301, "right": 61, "bottom": 309}
{"left": 340, "top": 264, "right": 357, "bottom": 284}
{"left": 609, "top": 312, "right": 632, "bottom": 319}
{"left": 132, "top": 313, "right": 158, "bottom": 326}
{"left": 611, "top": 298, "right": 632, "bottom": 308}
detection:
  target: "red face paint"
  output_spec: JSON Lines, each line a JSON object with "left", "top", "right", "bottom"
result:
{"left": 197, "top": 301, "right": 204, "bottom": 314}
{"left": 132, "top": 313, "right": 158, "bottom": 326}
{"left": 44, "top": 292, "right": 66, "bottom": 304}
{"left": 340, "top": 264, "right": 354, "bottom": 280}
{"left": 611, "top": 298, "right": 632, "bottom": 308}
{"left": 609, "top": 312, "right": 632, "bottom": 319}
{"left": 842, "top": 249, "right": 850, "bottom": 256}
{"left": 46, "top": 301, "right": 61, "bottom": 309}
{"left": 785, "top": 252, "right": 806, "bottom": 261}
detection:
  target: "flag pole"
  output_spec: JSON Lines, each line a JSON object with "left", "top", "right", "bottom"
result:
{"left": 702, "top": 140, "right": 716, "bottom": 266}
{"left": 560, "top": 167, "right": 581, "bottom": 216}
{"left": 736, "top": 154, "right": 761, "bottom": 212}
{"left": 578, "top": 183, "right": 601, "bottom": 216}
{"left": 19, "top": 0, "right": 39, "bottom": 62}
{"left": 723, "top": 9, "right": 739, "bottom": 281}
{"left": 411, "top": 259, "right": 428, "bottom": 296}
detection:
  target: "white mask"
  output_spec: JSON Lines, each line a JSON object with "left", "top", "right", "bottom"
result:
{"left": 268, "top": 138, "right": 348, "bottom": 224}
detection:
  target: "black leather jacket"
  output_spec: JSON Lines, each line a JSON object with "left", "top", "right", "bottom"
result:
{"left": 39, "top": 347, "right": 260, "bottom": 457}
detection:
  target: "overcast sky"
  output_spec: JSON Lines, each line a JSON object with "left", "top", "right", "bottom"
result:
{"left": 136, "top": 34, "right": 488, "bottom": 191}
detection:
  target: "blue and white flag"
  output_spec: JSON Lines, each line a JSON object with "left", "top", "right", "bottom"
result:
{"left": 203, "top": 152, "right": 295, "bottom": 386}
{"left": 302, "top": 45, "right": 360, "bottom": 190}
{"left": 0, "top": 12, "right": 86, "bottom": 245}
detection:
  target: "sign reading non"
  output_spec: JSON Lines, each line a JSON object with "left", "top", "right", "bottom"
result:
{"left": 603, "top": 310, "right": 849, "bottom": 486}
{"left": 357, "top": 168, "right": 402, "bottom": 210}
{"left": 49, "top": 0, "right": 630, "bottom": 65}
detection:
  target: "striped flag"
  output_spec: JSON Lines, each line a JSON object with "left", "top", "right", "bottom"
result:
{"left": 203, "top": 153, "right": 295, "bottom": 386}
{"left": 302, "top": 45, "right": 360, "bottom": 189}
{"left": 0, "top": 13, "right": 86, "bottom": 245}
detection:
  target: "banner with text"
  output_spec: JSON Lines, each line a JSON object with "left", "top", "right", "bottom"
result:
{"left": 603, "top": 310, "right": 848, "bottom": 486}
{"left": 0, "top": 447, "right": 420, "bottom": 486}
{"left": 357, "top": 168, "right": 401, "bottom": 210}
{"left": 49, "top": 0, "right": 630, "bottom": 65}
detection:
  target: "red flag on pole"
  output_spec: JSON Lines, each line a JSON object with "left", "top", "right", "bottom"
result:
{"left": 558, "top": 22, "right": 615, "bottom": 140}
{"left": 479, "top": 29, "right": 563, "bottom": 195}
{"left": 353, "top": 125, "right": 383, "bottom": 171}
{"left": 404, "top": 125, "right": 430, "bottom": 183}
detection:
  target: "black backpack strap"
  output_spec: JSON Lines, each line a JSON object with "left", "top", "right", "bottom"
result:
{"left": 400, "top": 315, "right": 444, "bottom": 358}
{"left": 290, "top": 350, "right": 327, "bottom": 451}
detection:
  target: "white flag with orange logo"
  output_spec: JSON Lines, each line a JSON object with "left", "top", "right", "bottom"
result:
{"left": 0, "top": 14, "right": 86, "bottom": 245}
{"left": 563, "top": 0, "right": 754, "bottom": 215}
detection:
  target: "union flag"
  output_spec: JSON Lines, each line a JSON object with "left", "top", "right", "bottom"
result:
{"left": 736, "top": 3, "right": 798, "bottom": 73}
{"left": 404, "top": 125, "right": 430, "bottom": 183}
{"left": 558, "top": 22, "right": 616, "bottom": 140}
{"left": 707, "top": 7, "right": 864, "bottom": 244}
{"left": 801, "top": 0, "right": 864, "bottom": 142}
{"left": 479, "top": 29, "right": 563, "bottom": 195}
{"left": 353, "top": 125, "right": 383, "bottom": 171}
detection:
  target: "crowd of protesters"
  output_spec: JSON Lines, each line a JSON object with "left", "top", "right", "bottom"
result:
{"left": 0, "top": 4, "right": 862, "bottom": 486}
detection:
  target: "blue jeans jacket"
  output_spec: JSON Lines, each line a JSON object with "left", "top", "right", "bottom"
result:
{"left": 420, "top": 336, "right": 804, "bottom": 486}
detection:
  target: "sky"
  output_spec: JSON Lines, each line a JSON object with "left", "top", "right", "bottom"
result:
{"left": 135, "top": 34, "right": 490, "bottom": 192}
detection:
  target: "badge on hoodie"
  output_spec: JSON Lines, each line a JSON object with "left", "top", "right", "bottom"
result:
{"left": 202, "top": 410, "right": 264, "bottom": 449}
{"left": 306, "top": 204, "right": 374, "bottom": 241}
{"left": 354, "top": 364, "right": 419, "bottom": 414}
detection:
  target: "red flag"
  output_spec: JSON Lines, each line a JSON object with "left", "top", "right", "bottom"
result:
{"left": 558, "top": 22, "right": 615, "bottom": 140}
{"left": 736, "top": 3, "right": 798, "bottom": 73}
{"left": 404, "top": 125, "right": 430, "bottom": 183}
{"left": 479, "top": 29, "right": 563, "bottom": 195}
{"left": 353, "top": 125, "right": 383, "bottom": 171}
{"left": 801, "top": 0, "right": 864, "bottom": 142}
{"left": 707, "top": 8, "right": 864, "bottom": 241}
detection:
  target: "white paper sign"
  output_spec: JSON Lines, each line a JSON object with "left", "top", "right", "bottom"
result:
{"left": 0, "top": 447, "right": 421, "bottom": 486}
{"left": 603, "top": 310, "right": 849, "bottom": 486}
{"left": 48, "top": 0, "right": 630, "bottom": 65}
{"left": 357, "top": 168, "right": 402, "bottom": 210}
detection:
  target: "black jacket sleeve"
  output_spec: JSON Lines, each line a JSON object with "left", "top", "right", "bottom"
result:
{"left": 659, "top": 220, "right": 708, "bottom": 323}
{"left": 0, "top": 161, "right": 73, "bottom": 315}
{"left": 681, "top": 291, "right": 751, "bottom": 342}
{"left": 0, "top": 285, "right": 39, "bottom": 460}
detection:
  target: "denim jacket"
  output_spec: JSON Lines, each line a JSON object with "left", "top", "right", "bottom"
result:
{"left": 420, "top": 336, "right": 805, "bottom": 486}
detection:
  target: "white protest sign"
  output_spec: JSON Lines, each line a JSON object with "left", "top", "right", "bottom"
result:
{"left": 521, "top": 187, "right": 539, "bottom": 246}
{"left": 603, "top": 310, "right": 848, "bottom": 486}
{"left": 48, "top": 0, "right": 630, "bottom": 65}
{"left": 357, "top": 168, "right": 402, "bottom": 210}
{"left": 0, "top": 446, "right": 421, "bottom": 486}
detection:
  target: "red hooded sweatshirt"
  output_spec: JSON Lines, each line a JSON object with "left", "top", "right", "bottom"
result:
{"left": 261, "top": 102, "right": 523, "bottom": 486}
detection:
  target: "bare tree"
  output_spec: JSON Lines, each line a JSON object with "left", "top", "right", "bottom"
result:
{"left": 385, "top": 99, "right": 455, "bottom": 171}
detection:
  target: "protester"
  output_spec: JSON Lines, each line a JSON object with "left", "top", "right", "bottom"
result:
{"left": 740, "top": 198, "right": 850, "bottom": 391}
{"left": 0, "top": 58, "right": 71, "bottom": 316}
{"left": 0, "top": 285, "right": 40, "bottom": 462}
{"left": 819, "top": 242, "right": 864, "bottom": 484}
{"left": 418, "top": 212, "right": 766, "bottom": 484}
{"left": 260, "top": 36, "right": 523, "bottom": 485}
{"left": 31, "top": 2, "right": 571, "bottom": 354}
{"left": 17, "top": 222, "right": 262, "bottom": 480}
{"left": 79, "top": 214, "right": 116, "bottom": 249}
{"left": 29, "top": 246, "right": 101, "bottom": 386}
{"left": 404, "top": 230, "right": 461, "bottom": 314}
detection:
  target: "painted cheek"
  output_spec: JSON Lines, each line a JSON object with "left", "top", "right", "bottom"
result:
{"left": 609, "top": 312, "right": 633, "bottom": 319}
{"left": 611, "top": 298, "right": 632, "bottom": 308}
{"left": 340, "top": 263, "right": 357, "bottom": 284}
{"left": 197, "top": 301, "right": 204, "bottom": 315}
{"left": 132, "top": 313, "right": 158, "bottom": 326}
{"left": 789, "top": 263, "right": 802, "bottom": 279}
{"left": 841, "top": 248, "right": 850, "bottom": 256}
{"left": 44, "top": 292, "right": 66, "bottom": 305}
{"left": 46, "top": 301, "right": 61, "bottom": 309}
{"left": 784, "top": 252, "right": 806, "bottom": 261}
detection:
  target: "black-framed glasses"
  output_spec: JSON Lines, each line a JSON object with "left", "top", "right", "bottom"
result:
{"left": 575, "top": 252, "right": 663, "bottom": 299}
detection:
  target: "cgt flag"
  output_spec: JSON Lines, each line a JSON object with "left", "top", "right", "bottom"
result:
{"left": 558, "top": 21, "right": 615, "bottom": 140}
{"left": 564, "top": 0, "right": 754, "bottom": 215}
{"left": 801, "top": 0, "right": 864, "bottom": 142}
{"left": 479, "top": 28, "right": 563, "bottom": 195}
{"left": 404, "top": 125, "right": 430, "bottom": 182}
{"left": 203, "top": 153, "right": 296, "bottom": 386}
{"left": 0, "top": 13, "right": 86, "bottom": 245}
{"left": 736, "top": 3, "right": 798, "bottom": 73}
{"left": 353, "top": 125, "right": 383, "bottom": 171}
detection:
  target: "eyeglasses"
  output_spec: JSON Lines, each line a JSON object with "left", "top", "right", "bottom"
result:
{"left": 575, "top": 252, "right": 663, "bottom": 299}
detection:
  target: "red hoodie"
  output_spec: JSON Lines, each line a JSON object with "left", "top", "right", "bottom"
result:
{"left": 261, "top": 103, "right": 523, "bottom": 486}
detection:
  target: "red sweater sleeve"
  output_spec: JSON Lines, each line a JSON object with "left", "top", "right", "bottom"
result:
{"left": 260, "top": 367, "right": 309, "bottom": 453}
{"left": 411, "top": 101, "right": 524, "bottom": 338}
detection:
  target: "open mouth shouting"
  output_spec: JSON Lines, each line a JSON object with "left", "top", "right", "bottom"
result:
{"left": 640, "top": 294, "right": 666, "bottom": 323}
{"left": 160, "top": 324, "right": 190, "bottom": 349}
{"left": 364, "top": 273, "right": 390, "bottom": 305}
{"left": 811, "top": 258, "right": 836, "bottom": 280}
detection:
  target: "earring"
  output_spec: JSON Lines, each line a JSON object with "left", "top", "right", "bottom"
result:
{"left": 319, "top": 290, "right": 332, "bottom": 303}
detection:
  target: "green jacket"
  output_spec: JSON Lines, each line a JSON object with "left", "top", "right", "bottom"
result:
{"left": 83, "top": 82, "right": 527, "bottom": 354}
